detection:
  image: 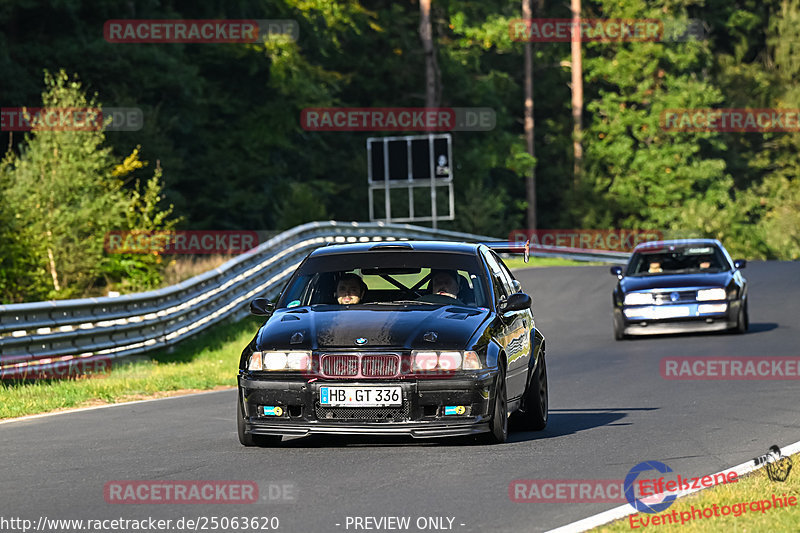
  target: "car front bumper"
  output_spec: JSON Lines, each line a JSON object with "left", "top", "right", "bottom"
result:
{"left": 618, "top": 300, "right": 741, "bottom": 336}
{"left": 238, "top": 370, "right": 498, "bottom": 438}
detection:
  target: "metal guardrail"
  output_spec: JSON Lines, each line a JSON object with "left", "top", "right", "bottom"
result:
{"left": 0, "top": 221, "right": 629, "bottom": 377}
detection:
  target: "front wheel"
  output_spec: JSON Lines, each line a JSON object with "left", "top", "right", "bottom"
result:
{"left": 513, "top": 347, "right": 548, "bottom": 431}
{"left": 734, "top": 300, "right": 749, "bottom": 334}
{"left": 613, "top": 312, "right": 626, "bottom": 341}
{"left": 479, "top": 366, "right": 508, "bottom": 444}
{"left": 237, "top": 395, "right": 282, "bottom": 447}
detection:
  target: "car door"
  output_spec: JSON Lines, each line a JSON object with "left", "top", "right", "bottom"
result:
{"left": 482, "top": 250, "right": 530, "bottom": 398}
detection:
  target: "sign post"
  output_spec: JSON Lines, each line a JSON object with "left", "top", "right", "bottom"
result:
{"left": 367, "top": 134, "right": 454, "bottom": 228}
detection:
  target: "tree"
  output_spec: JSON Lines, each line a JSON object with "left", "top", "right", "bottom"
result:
{"left": 0, "top": 70, "right": 176, "bottom": 301}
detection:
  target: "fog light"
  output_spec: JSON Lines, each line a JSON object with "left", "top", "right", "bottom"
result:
{"left": 698, "top": 303, "right": 727, "bottom": 314}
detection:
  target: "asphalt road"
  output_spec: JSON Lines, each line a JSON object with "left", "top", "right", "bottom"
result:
{"left": 2, "top": 261, "right": 799, "bottom": 533}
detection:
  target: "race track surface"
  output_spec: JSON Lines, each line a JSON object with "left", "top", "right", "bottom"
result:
{"left": 2, "top": 262, "right": 799, "bottom": 532}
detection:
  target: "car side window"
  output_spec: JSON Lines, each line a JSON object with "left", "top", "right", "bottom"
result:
{"left": 482, "top": 250, "right": 512, "bottom": 302}
{"left": 496, "top": 257, "right": 519, "bottom": 293}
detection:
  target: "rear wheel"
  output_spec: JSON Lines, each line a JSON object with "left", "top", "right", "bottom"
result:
{"left": 513, "top": 346, "right": 548, "bottom": 431}
{"left": 480, "top": 366, "right": 508, "bottom": 444}
{"left": 237, "top": 395, "right": 282, "bottom": 447}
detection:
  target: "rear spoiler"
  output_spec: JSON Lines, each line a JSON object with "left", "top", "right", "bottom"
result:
{"left": 483, "top": 240, "right": 530, "bottom": 263}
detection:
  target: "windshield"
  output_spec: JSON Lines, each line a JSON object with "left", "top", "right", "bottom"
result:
{"left": 626, "top": 245, "right": 730, "bottom": 276}
{"left": 277, "top": 251, "right": 490, "bottom": 308}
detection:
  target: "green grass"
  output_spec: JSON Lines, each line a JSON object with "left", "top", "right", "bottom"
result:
{"left": 503, "top": 256, "right": 605, "bottom": 269}
{"left": 596, "top": 454, "right": 800, "bottom": 532}
{"left": 0, "top": 316, "right": 263, "bottom": 419}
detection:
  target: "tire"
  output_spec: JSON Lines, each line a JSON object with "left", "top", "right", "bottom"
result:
{"left": 513, "top": 346, "right": 548, "bottom": 431}
{"left": 479, "top": 365, "right": 508, "bottom": 444}
{"left": 613, "top": 312, "right": 626, "bottom": 341}
{"left": 237, "top": 395, "right": 282, "bottom": 447}
{"left": 734, "top": 300, "right": 749, "bottom": 334}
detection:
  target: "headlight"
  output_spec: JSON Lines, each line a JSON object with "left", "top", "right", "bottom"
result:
{"left": 696, "top": 288, "right": 726, "bottom": 301}
{"left": 411, "top": 350, "right": 482, "bottom": 371}
{"left": 624, "top": 292, "right": 653, "bottom": 305}
{"left": 412, "top": 351, "right": 439, "bottom": 370}
{"left": 248, "top": 351, "right": 311, "bottom": 371}
{"left": 438, "top": 351, "right": 463, "bottom": 370}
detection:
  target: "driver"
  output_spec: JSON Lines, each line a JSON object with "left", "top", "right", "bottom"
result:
{"left": 429, "top": 269, "right": 460, "bottom": 299}
{"left": 336, "top": 273, "right": 367, "bottom": 304}
{"left": 415, "top": 269, "right": 466, "bottom": 305}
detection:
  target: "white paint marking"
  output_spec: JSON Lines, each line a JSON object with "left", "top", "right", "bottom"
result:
{"left": 545, "top": 439, "right": 800, "bottom": 533}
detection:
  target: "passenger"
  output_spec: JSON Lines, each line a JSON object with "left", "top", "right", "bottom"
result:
{"left": 336, "top": 273, "right": 367, "bottom": 305}
{"left": 648, "top": 261, "right": 663, "bottom": 274}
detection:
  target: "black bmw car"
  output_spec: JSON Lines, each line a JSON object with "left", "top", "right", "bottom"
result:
{"left": 237, "top": 241, "right": 548, "bottom": 446}
{"left": 610, "top": 239, "right": 748, "bottom": 340}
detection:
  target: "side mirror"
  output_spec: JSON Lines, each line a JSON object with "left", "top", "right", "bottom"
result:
{"left": 610, "top": 266, "right": 623, "bottom": 278}
{"left": 500, "top": 292, "right": 531, "bottom": 313}
{"left": 733, "top": 259, "right": 747, "bottom": 269}
{"left": 250, "top": 298, "right": 275, "bottom": 316}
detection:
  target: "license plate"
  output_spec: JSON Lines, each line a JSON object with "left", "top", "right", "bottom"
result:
{"left": 651, "top": 305, "right": 690, "bottom": 318}
{"left": 320, "top": 386, "right": 402, "bottom": 407}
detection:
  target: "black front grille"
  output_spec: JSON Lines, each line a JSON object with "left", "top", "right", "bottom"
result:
{"left": 361, "top": 355, "right": 399, "bottom": 377}
{"left": 321, "top": 355, "right": 359, "bottom": 376}
{"left": 315, "top": 402, "right": 410, "bottom": 421}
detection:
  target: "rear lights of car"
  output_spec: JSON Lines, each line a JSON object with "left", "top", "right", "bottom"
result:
{"left": 624, "top": 292, "right": 653, "bottom": 305}
{"left": 696, "top": 288, "right": 726, "bottom": 301}
{"left": 411, "top": 350, "right": 481, "bottom": 371}
{"left": 248, "top": 351, "right": 311, "bottom": 371}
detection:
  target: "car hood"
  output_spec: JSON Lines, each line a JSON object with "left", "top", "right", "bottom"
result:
{"left": 621, "top": 271, "right": 732, "bottom": 292}
{"left": 257, "top": 305, "right": 490, "bottom": 350}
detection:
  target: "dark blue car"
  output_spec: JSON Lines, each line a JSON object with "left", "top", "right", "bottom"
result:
{"left": 610, "top": 239, "right": 748, "bottom": 340}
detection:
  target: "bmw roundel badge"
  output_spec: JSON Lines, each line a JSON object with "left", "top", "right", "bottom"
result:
{"left": 355, "top": 337, "right": 368, "bottom": 345}
{"left": 670, "top": 292, "right": 680, "bottom": 302}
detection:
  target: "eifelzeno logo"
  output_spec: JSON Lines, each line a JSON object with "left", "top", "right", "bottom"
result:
{"left": 625, "top": 460, "right": 677, "bottom": 514}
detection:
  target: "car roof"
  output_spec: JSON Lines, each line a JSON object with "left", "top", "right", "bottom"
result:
{"left": 633, "top": 238, "right": 722, "bottom": 253}
{"left": 309, "top": 240, "right": 483, "bottom": 257}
